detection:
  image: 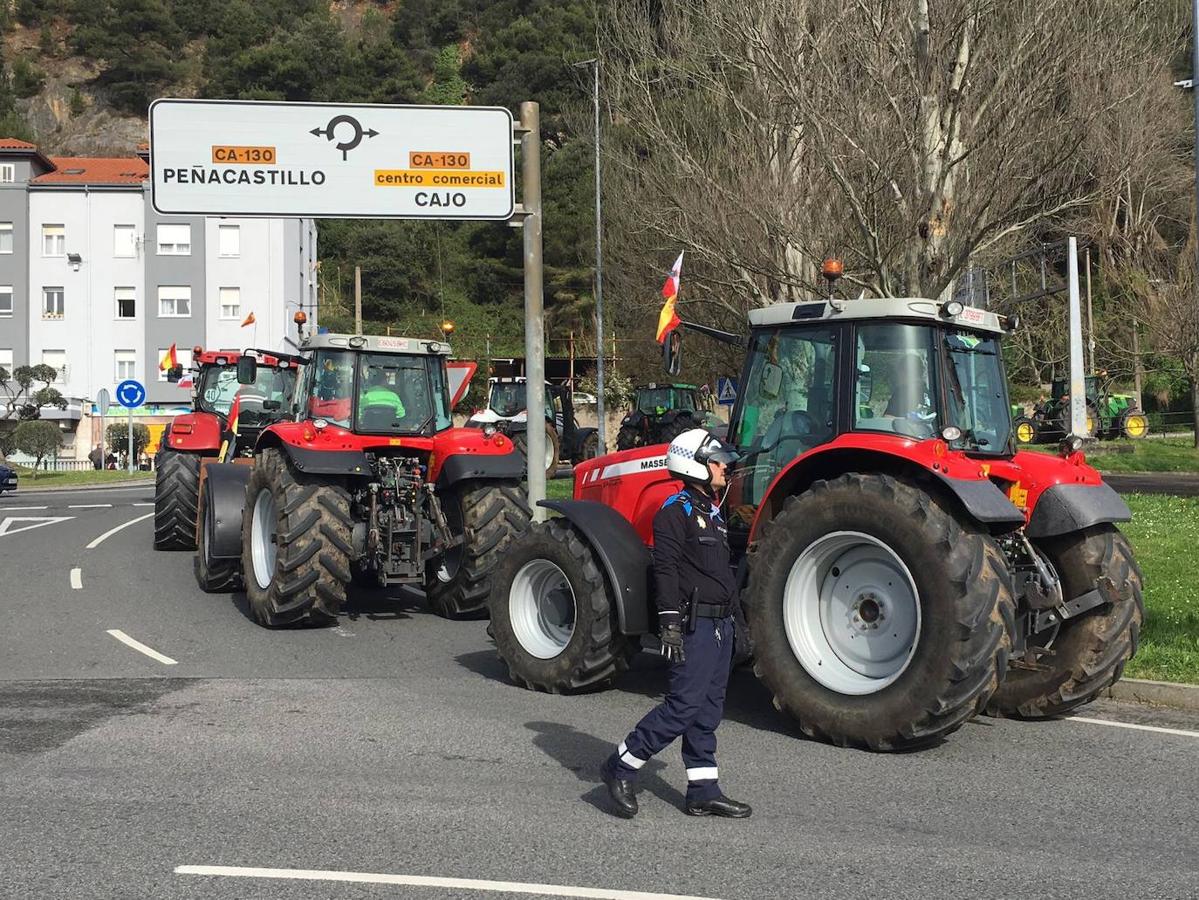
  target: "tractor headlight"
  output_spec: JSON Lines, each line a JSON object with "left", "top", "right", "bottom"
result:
{"left": 482, "top": 423, "right": 497, "bottom": 437}
{"left": 941, "top": 425, "right": 963, "bottom": 442}
{"left": 1059, "top": 433, "right": 1084, "bottom": 455}
{"left": 941, "top": 300, "right": 964, "bottom": 318}
{"left": 313, "top": 418, "right": 328, "bottom": 430}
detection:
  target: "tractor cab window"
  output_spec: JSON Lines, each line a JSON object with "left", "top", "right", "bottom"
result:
{"left": 196, "top": 366, "right": 241, "bottom": 416}
{"left": 309, "top": 350, "right": 354, "bottom": 427}
{"left": 356, "top": 352, "right": 443, "bottom": 434}
{"left": 490, "top": 382, "right": 525, "bottom": 417}
{"left": 674, "top": 389, "right": 696, "bottom": 412}
{"left": 731, "top": 325, "right": 837, "bottom": 508}
{"left": 942, "top": 330, "right": 1011, "bottom": 453}
{"left": 853, "top": 323, "right": 940, "bottom": 439}
{"left": 638, "top": 388, "right": 673, "bottom": 414}
{"left": 427, "top": 358, "right": 453, "bottom": 432}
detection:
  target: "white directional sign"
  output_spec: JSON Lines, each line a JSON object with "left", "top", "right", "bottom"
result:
{"left": 149, "top": 99, "right": 515, "bottom": 220}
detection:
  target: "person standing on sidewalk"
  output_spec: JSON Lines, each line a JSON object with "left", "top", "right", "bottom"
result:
{"left": 600, "top": 428, "right": 751, "bottom": 819}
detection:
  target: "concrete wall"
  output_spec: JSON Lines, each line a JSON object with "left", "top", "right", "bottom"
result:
{"left": 143, "top": 194, "right": 206, "bottom": 404}
{"left": 0, "top": 181, "right": 29, "bottom": 368}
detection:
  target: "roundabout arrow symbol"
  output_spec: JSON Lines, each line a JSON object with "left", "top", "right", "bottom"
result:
{"left": 310, "top": 114, "right": 379, "bottom": 161}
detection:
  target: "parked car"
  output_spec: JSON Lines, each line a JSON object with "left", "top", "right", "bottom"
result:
{"left": 0, "top": 460, "right": 17, "bottom": 495}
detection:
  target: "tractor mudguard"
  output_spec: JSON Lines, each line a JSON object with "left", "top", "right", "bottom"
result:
{"left": 204, "top": 463, "right": 251, "bottom": 559}
{"left": 539, "top": 499, "right": 653, "bottom": 636}
{"left": 436, "top": 450, "right": 525, "bottom": 487}
{"left": 1026, "top": 482, "right": 1131, "bottom": 539}
{"left": 936, "top": 475, "right": 1026, "bottom": 527}
{"left": 162, "top": 412, "right": 223, "bottom": 454}
{"left": 281, "top": 445, "right": 371, "bottom": 476}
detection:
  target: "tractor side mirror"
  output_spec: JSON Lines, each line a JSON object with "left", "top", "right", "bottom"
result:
{"left": 165, "top": 365, "right": 183, "bottom": 384}
{"left": 663, "top": 330, "right": 683, "bottom": 376}
{"left": 236, "top": 355, "right": 257, "bottom": 385}
{"left": 761, "top": 363, "right": 782, "bottom": 399}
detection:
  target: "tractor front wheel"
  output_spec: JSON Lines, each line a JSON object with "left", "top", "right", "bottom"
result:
{"left": 193, "top": 483, "right": 241, "bottom": 593}
{"left": 426, "top": 480, "right": 531, "bottom": 619}
{"left": 745, "top": 473, "right": 1014, "bottom": 750}
{"left": 513, "top": 424, "right": 559, "bottom": 479}
{"left": 1119, "top": 410, "right": 1149, "bottom": 440}
{"left": 615, "top": 425, "right": 640, "bottom": 451}
{"left": 572, "top": 431, "right": 599, "bottom": 466}
{"left": 1013, "top": 417, "right": 1039, "bottom": 445}
{"left": 154, "top": 449, "right": 201, "bottom": 550}
{"left": 488, "top": 518, "right": 636, "bottom": 692}
{"left": 241, "top": 448, "right": 352, "bottom": 627}
{"left": 986, "top": 525, "right": 1142, "bottom": 718}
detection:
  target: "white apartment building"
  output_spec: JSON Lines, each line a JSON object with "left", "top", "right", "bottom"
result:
{"left": 0, "top": 139, "right": 318, "bottom": 459}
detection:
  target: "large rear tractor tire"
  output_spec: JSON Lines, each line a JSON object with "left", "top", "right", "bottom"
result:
{"left": 657, "top": 413, "right": 697, "bottom": 445}
{"left": 241, "top": 448, "right": 353, "bottom": 627}
{"left": 616, "top": 426, "right": 640, "bottom": 451}
{"left": 426, "top": 480, "right": 531, "bottom": 619}
{"left": 488, "top": 518, "right": 637, "bottom": 692}
{"left": 1119, "top": 410, "right": 1149, "bottom": 440}
{"left": 154, "top": 449, "right": 201, "bottom": 550}
{"left": 745, "top": 473, "right": 1014, "bottom": 750}
{"left": 193, "top": 483, "right": 241, "bottom": 593}
{"left": 572, "top": 431, "right": 599, "bottom": 467}
{"left": 986, "top": 525, "right": 1142, "bottom": 718}
{"left": 512, "top": 424, "right": 560, "bottom": 479}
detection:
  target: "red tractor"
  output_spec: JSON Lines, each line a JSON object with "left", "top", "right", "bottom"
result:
{"left": 195, "top": 332, "right": 530, "bottom": 626}
{"left": 154, "top": 347, "right": 302, "bottom": 551}
{"left": 487, "top": 296, "right": 1143, "bottom": 750}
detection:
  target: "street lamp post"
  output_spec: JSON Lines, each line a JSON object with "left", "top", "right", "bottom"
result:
{"left": 574, "top": 57, "right": 606, "bottom": 452}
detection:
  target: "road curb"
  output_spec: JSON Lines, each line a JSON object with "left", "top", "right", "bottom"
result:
{"left": 1106, "top": 677, "right": 1199, "bottom": 711}
{"left": 9, "top": 478, "right": 154, "bottom": 493}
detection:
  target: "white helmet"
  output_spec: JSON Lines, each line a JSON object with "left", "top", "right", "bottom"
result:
{"left": 665, "top": 428, "right": 740, "bottom": 485}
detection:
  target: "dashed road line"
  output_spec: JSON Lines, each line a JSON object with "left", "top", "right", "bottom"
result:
{"left": 69, "top": 503, "right": 113, "bottom": 509}
{"left": 1070, "top": 716, "right": 1199, "bottom": 739}
{"left": 106, "top": 630, "right": 177, "bottom": 666}
{"left": 86, "top": 512, "right": 154, "bottom": 549}
{"left": 0, "top": 506, "right": 48, "bottom": 511}
{"left": 70, "top": 567, "right": 82, "bottom": 590}
{"left": 132, "top": 502, "right": 155, "bottom": 507}
{"left": 174, "top": 866, "right": 725, "bottom": 899}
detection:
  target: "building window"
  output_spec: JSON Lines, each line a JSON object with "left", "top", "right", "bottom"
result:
{"left": 115, "top": 350, "right": 136, "bottom": 382}
{"left": 158, "top": 285, "right": 191, "bottom": 317}
{"left": 219, "top": 287, "right": 240, "bottom": 319}
{"left": 218, "top": 224, "right": 240, "bottom": 257}
{"left": 42, "top": 224, "right": 65, "bottom": 257}
{"left": 0, "top": 349, "right": 12, "bottom": 376}
{"left": 0, "top": 286, "right": 11, "bottom": 317}
{"left": 115, "top": 287, "right": 136, "bottom": 319}
{"left": 113, "top": 225, "right": 136, "bottom": 258}
{"left": 0, "top": 164, "right": 13, "bottom": 183}
{"left": 158, "top": 346, "right": 193, "bottom": 381}
{"left": 42, "top": 286, "right": 64, "bottom": 319}
{"left": 0, "top": 222, "right": 12, "bottom": 254}
{"left": 156, "top": 223, "right": 190, "bottom": 255}
{"left": 42, "top": 349, "right": 66, "bottom": 383}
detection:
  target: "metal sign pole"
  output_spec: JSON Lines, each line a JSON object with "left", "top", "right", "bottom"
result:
{"left": 127, "top": 407, "right": 134, "bottom": 473}
{"left": 520, "top": 101, "right": 546, "bottom": 521}
{"left": 1067, "top": 236, "right": 1087, "bottom": 437}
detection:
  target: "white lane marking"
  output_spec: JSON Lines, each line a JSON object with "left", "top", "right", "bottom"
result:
{"left": 1071, "top": 716, "right": 1199, "bottom": 739}
{"left": 132, "top": 502, "right": 155, "bottom": 507}
{"left": 0, "top": 516, "right": 73, "bottom": 537}
{"left": 106, "top": 630, "right": 178, "bottom": 666}
{"left": 70, "top": 568, "right": 82, "bottom": 590}
{"left": 0, "top": 506, "right": 48, "bottom": 511}
{"left": 69, "top": 503, "right": 113, "bottom": 509}
{"left": 86, "top": 512, "right": 154, "bottom": 549}
{"left": 175, "top": 866, "right": 725, "bottom": 900}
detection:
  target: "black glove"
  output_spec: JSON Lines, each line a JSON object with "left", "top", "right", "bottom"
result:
{"left": 660, "top": 624, "right": 685, "bottom": 664}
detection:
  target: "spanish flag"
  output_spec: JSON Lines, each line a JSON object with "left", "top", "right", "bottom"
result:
{"left": 655, "top": 251, "right": 684, "bottom": 344}
{"left": 241, "top": 311, "right": 257, "bottom": 328}
{"left": 159, "top": 343, "right": 178, "bottom": 371}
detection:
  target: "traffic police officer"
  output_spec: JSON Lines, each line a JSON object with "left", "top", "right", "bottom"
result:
{"left": 600, "top": 428, "right": 752, "bottom": 819}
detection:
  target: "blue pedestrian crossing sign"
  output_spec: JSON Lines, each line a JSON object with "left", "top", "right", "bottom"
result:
{"left": 116, "top": 379, "right": 146, "bottom": 409}
{"left": 716, "top": 377, "right": 738, "bottom": 406}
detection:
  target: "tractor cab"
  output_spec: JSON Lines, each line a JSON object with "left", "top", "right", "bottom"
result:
{"left": 1050, "top": 375, "right": 1098, "bottom": 405}
{"left": 724, "top": 297, "right": 1014, "bottom": 508}
{"left": 291, "top": 333, "right": 454, "bottom": 436}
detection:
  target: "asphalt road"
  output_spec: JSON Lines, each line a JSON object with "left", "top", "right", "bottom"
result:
{"left": 2, "top": 485, "right": 1198, "bottom": 900}
{"left": 1105, "top": 472, "right": 1199, "bottom": 496}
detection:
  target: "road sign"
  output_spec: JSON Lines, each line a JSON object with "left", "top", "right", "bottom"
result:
{"left": 717, "top": 377, "right": 738, "bottom": 406}
{"left": 116, "top": 380, "right": 146, "bottom": 409}
{"left": 149, "top": 99, "right": 515, "bottom": 220}
{"left": 95, "top": 388, "right": 111, "bottom": 411}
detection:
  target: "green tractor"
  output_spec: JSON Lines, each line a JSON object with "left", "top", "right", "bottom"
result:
{"left": 615, "top": 382, "right": 724, "bottom": 450}
{"left": 1013, "top": 374, "right": 1148, "bottom": 444}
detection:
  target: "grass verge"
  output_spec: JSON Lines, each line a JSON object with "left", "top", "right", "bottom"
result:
{"left": 8, "top": 465, "right": 155, "bottom": 486}
{"left": 1121, "top": 493, "right": 1199, "bottom": 684}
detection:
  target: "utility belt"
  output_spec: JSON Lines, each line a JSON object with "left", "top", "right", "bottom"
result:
{"left": 685, "top": 590, "right": 732, "bottom": 632}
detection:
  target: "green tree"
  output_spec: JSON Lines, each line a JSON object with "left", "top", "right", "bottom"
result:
{"left": 11, "top": 56, "right": 45, "bottom": 98}
{"left": 106, "top": 421, "right": 152, "bottom": 460}
{"left": 71, "top": 0, "right": 183, "bottom": 115}
{"left": 12, "top": 419, "right": 62, "bottom": 475}
{"left": 0, "top": 364, "right": 67, "bottom": 421}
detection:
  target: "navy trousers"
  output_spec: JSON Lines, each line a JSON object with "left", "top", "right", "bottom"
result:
{"left": 606, "top": 616, "right": 734, "bottom": 802}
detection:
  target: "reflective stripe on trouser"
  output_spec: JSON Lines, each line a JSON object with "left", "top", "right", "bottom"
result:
{"left": 608, "top": 615, "right": 734, "bottom": 802}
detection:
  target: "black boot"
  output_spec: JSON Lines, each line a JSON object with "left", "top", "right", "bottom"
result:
{"left": 600, "top": 763, "right": 638, "bottom": 818}
{"left": 685, "top": 794, "right": 751, "bottom": 818}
